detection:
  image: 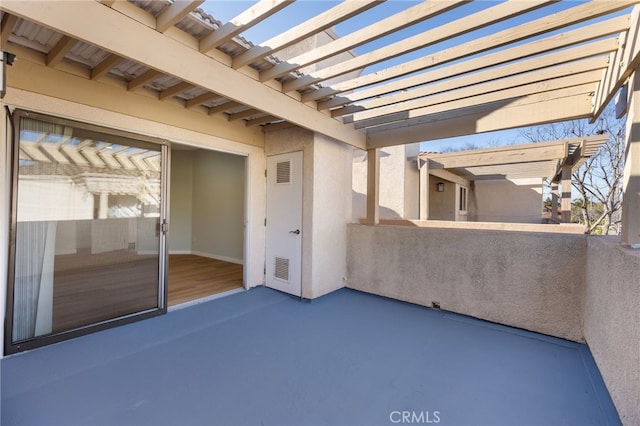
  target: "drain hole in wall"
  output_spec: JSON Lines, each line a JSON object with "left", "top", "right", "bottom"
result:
{"left": 431, "top": 301, "right": 441, "bottom": 309}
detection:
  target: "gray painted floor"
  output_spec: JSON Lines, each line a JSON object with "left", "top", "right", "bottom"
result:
{"left": 1, "top": 287, "right": 620, "bottom": 426}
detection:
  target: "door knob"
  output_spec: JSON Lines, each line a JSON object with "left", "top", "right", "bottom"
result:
{"left": 289, "top": 229, "right": 301, "bottom": 235}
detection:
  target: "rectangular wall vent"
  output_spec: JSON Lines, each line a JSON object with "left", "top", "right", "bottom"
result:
{"left": 274, "top": 257, "right": 290, "bottom": 282}
{"left": 276, "top": 160, "right": 291, "bottom": 184}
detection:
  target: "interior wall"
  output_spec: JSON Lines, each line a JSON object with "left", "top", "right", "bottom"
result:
{"left": 169, "top": 150, "right": 194, "bottom": 252}
{"left": 472, "top": 178, "right": 543, "bottom": 223}
{"left": 584, "top": 237, "right": 640, "bottom": 425}
{"left": 192, "top": 150, "right": 245, "bottom": 263}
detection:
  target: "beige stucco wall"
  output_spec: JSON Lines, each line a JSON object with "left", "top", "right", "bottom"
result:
{"left": 265, "top": 128, "right": 351, "bottom": 299}
{"left": 353, "top": 144, "right": 420, "bottom": 221}
{"left": 347, "top": 224, "right": 587, "bottom": 341}
{"left": 584, "top": 237, "right": 640, "bottom": 425}
{"left": 471, "top": 178, "right": 543, "bottom": 223}
{"left": 428, "top": 178, "right": 457, "bottom": 220}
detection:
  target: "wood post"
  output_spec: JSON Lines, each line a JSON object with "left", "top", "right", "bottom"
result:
{"left": 622, "top": 69, "right": 640, "bottom": 247}
{"left": 366, "top": 148, "right": 380, "bottom": 225}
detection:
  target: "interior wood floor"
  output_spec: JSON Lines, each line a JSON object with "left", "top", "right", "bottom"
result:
{"left": 168, "top": 255, "right": 243, "bottom": 306}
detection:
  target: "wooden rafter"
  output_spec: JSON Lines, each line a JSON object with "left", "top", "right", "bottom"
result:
{"left": 228, "top": 108, "right": 262, "bottom": 121}
{"left": 1, "top": 13, "right": 18, "bottom": 46}
{"left": 91, "top": 54, "right": 124, "bottom": 80}
{"left": 315, "top": 15, "right": 629, "bottom": 108}
{"left": 208, "top": 101, "right": 242, "bottom": 115}
{"left": 157, "top": 0, "right": 204, "bottom": 33}
{"left": 128, "top": 69, "right": 163, "bottom": 91}
{"left": 246, "top": 115, "right": 279, "bottom": 127}
{"left": 199, "top": 0, "right": 292, "bottom": 53}
{"left": 283, "top": 0, "right": 552, "bottom": 93}
{"left": 185, "top": 92, "right": 219, "bottom": 108}
{"left": 47, "top": 35, "right": 76, "bottom": 67}
{"left": 159, "top": 81, "right": 193, "bottom": 100}
{"left": 259, "top": 0, "right": 468, "bottom": 82}
{"left": 232, "top": 0, "right": 381, "bottom": 69}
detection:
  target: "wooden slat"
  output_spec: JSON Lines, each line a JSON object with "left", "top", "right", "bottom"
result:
{"left": 199, "top": 0, "right": 292, "bottom": 53}
{"left": 185, "top": 92, "right": 219, "bottom": 108}
{"left": 283, "top": 0, "right": 552, "bottom": 93}
{"left": 91, "top": 54, "right": 124, "bottom": 80}
{"left": 259, "top": 0, "right": 468, "bottom": 82}
{"left": 312, "top": 10, "right": 631, "bottom": 106}
{"left": 47, "top": 35, "right": 76, "bottom": 67}
{"left": 366, "top": 88, "right": 594, "bottom": 148}
{"left": 232, "top": 0, "right": 381, "bottom": 69}
{"left": 159, "top": 81, "right": 193, "bottom": 100}
{"left": 156, "top": 0, "right": 204, "bottom": 33}
{"left": 99, "top": 0, "right": 117, "bottom": 6}
{"left": 354, "top": 72, "right": 601, "bottom": 129}
{"left": 349, "top": 62, "right": 606, "bottom": 125}
{"left": 128, "top": 69, "right": 163, "bottom": 91}
{"left": 429, "top": 168, "right": 470, "bottom": 187}
{"left": 333, "top": 40, "right": 615, "bottom": 117}
{"left": 1, "top": 13, "right": 18, "bottom": 46}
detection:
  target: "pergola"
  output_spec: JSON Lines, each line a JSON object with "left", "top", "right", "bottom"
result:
{"left": 1, "top": 0, "right": 639, "bottom": 244}
{"left": 419, "top": 134, "right": 610, "bottom": 223}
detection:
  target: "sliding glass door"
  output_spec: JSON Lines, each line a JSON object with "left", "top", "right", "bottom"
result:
{"left": 6, "top": 110, "right": 168, "bottom": 353}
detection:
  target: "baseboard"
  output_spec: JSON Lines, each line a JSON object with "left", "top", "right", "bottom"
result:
{"left": 192, "top": 251, "right": 243, "bottom": 265}
{"left": 168, "top": 250, "right": 191, "bottom": 255}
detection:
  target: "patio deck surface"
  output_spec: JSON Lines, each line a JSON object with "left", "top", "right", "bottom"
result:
{"left": 1, "top": 287, "right": 619, "bottom": 426}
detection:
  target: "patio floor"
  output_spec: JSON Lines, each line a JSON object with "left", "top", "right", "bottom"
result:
{"left": 1, "top": 286, "right": 619, "bottom": 426}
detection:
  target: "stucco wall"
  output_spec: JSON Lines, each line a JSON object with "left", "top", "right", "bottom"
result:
{"left": 347, "top": 224, "right": 587, "bottom": 341}
{"left": 472, "top": 178, "right": 543, "bottom": 223}
{"left": 428, "top": 178, "right": 457, "bottom": 220}
{"left": 265, "top": 128, "right": 351, "bottom": 299}
{"left": 584, "top": 237, "right": 640, "bottom": 425}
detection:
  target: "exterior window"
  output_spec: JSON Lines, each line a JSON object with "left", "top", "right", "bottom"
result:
{"left": 6, "top": 110, "right": 168, "bottom": 353}
{"left": 459, "top": 186, "right": 467, "bottom": 213}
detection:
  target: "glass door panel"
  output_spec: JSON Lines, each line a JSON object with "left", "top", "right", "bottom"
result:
{"left": 8, "top": 111, "right": 167, "bottom": 350}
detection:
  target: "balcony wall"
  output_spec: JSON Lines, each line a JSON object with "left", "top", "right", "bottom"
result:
{"left": 585, "top": 237, "right": 640, "bottom": 425}
{"left": 346, "top": 222, "right": 587, "bottom": 342}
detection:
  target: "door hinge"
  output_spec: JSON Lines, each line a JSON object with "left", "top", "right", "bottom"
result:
{"left": 162, "top": 220, "right": 169, "bottom": 234}
{"left": 264, "top": 169, "right": 267, "bottom": 178}
{"left": 264, "top": 218, "right": 267, "bottom": 226}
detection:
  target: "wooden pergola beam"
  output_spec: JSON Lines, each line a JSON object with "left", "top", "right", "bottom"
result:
{"left": 232, "top": 0, "right": 380, "bottom": 69}
{"left": 428, "top": 167, "right": 471, "bottom": 188}
{"left": 185, "top": 92, "right": 219, "bottom": 108}
{"left": 259, "top": 0, "right": 468, "bottom": 82}
{"left": 199, "top": 0, "right": 292, "bottom": 53}
{"left": 354, "top": 73, "right": 601, "bottom": 130}
{"left": 333, "top": 40, "right": 615, "bottom": 118}
{"left": 156, "top": 0, "right": 204, "bottom": 33}
{"left": 208, "top": 101, "right": 242, "bottom": 115}
{"left": 367, "top": 89, "right": 594, "bottom": 148}
{"left": 228, "top": 108, "right": 262, "bottom": 121}
{"left": 283, "top": 0, "right": 552, "bottom": 93}
{"left": 593, "top": 6, "right": 640, "bottom": 121}
{"left": 311, "top": 10, "right": 631, "bottom": 107}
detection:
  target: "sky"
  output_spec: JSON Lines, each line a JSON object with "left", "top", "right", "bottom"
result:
{"left": 199, "top": 1, "right": 623, "bottom": 153}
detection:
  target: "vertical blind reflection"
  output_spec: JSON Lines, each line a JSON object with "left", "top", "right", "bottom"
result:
{"left": 12, "top": 116, "right": 162, "bottom": 343}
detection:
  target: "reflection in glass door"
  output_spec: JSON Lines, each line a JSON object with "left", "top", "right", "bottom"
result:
{"left": 6, "top": 110, "right": 168, "bottom": 353}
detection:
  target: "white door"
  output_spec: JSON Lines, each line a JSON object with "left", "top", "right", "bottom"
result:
{"left": 266, "top": 151, "right": 303, "bottom": 296}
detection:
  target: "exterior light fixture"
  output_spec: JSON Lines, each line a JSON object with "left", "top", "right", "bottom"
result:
{"left": 437, "top": 182, "right": 445, "bottom": 192}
